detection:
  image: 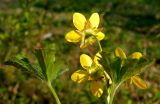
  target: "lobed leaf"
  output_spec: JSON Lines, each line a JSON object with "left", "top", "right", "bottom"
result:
{"left": 101, "top": 50, "right": 152, "bottom": 84}
{"left": 5, "top": 54, "right": 46, "bottom": 80}
{"left": 35, "top": 49, "right": 65, "bottom": 81}
{"left": 5, "top": 48, "right": 65, "bottom": 82}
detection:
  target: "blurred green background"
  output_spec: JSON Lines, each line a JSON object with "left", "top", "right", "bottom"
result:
{"left": 0, "top": 0, "right": 160, "bottom": 104}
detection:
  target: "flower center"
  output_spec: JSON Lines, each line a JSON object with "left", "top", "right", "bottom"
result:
{"left": 84, "top": 29, "right": 95, "bottom": 37}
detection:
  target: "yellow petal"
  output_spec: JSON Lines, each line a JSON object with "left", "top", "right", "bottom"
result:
{"left": 95, "top": 32, "right": 105, "bottom": 41}
{"left": 115, "top": 48, "right": 127, "bottom": 59}
{"left": 94, "top": 53, "right": 102, "bottom": 66}
{"left": 131, "top": 75, "right": 147, "bottom": 89}
{"left": 130, "top": 52, "right": 142, "bottom": 60}
{"left": 80, "top": 54, "right": 93, "bottom": 69}
{"left": 73, "top": 13, "right": 86, "bottom": 30}
{"left": 89, "top": 13, "right": 100, "bottom": 29}
{"left": 90, "top": 81, "right": 103, "bottom": 97}
{"left": 105, "top": 72, "right": 112, "bottom": 84}
{"left": 71, "top": 70, "right": 88, "bottom": 84}
{"left": 65, "top": 30, "right": 81, "bottom": 42}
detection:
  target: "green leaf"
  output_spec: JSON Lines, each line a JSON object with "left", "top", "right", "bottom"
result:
{"left": 5, "top": 48, "right": 65, "bottom": 82}
{"left": 101, "top": 52, "right": 113, "bottom": 79}
{"left": 35, "top": 49, "right": 65, "bottom": 81}
{"left": 34, "top": 49, "right": 48, "bottom": 80}
{"left": 5, "top": 54, "right": 46, "bottom": 80}
{"left": 110, "top": 57, "right": 122, "bottom": 83}
{"left": 101, "top": 51, "right": 152, "bottom": 84}
{"left": 120, "top": 58, "right": 152, "bottom": 82}
{"left": 152, "top": 91, "right": 160, "bottom": 101}
{"left": 101, "top": 51, "right": 122, "bottom": 83}
{"left": 45, "top": 50, "right": 55, "bottom": 81}
{"left": 40, "top": 49, "right": 56, "bottom": 81}
{"left": 50, "top": 60, "right": 65, "bottom": 81}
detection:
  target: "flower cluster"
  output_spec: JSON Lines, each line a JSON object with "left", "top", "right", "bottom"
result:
{"left": 65, "top": 13, "right": 108, "bottom": 97}
{"left": 65, "top": 12, "right": 147, "bottom": 99}
{"left": 71, "top": 53, "right": 106, "bottom": 97}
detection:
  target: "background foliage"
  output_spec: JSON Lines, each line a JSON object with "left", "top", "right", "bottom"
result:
{"left": 0, "top": 0, "right": 160, "bottom": 104}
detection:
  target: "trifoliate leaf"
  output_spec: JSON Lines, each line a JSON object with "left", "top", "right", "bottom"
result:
{"left": 5, "top": 48, "right": 65, "bottom": 82}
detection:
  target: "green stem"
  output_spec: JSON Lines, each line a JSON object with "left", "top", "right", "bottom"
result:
{"left": 80, "top": 32, "right": 85, "bottom": 48}
{"left": 92, "top": 35, "right": 102, "bottom": 52}
{"left": 47, "top": 82, "right": 61, "bottom": 104}
{"left": 106, "top": 83, "right": 121, "bottom": 104}
{"left": 108, "top": 85, "right": 116, "bottom": 104}
{"left": 97, "top": 40, "right": 102, "bottom": 52}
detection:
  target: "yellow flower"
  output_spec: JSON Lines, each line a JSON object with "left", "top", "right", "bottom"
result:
{"left": 130, "top": 75, "right": 147, "bottom": 89}
{"left": 65, "top": 12, "right": 105, "bottom": 48}
{"left": 90, "top": 80, "right": 104, "bottom": 97}
{"left": 115, "top": 47, "right": 143, "bottom": 60}
{"left": 71, "top": 53, "right": 105, "bottom": 97}
{"left": 94, "top": 52, "right": 102, "bottom": 66}
{"left": 115, "top": 47, "right": 147, "bottom": 89}
{"left": 115, "top": 47, "right": 127, "bottom": 59}
{"left": 130, "top": 52, "right": 143, "bottom": 60}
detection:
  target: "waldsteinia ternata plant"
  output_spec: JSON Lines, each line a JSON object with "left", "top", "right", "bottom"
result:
{"left": 65, "top": 12, "right": 150, "bottom": 104}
